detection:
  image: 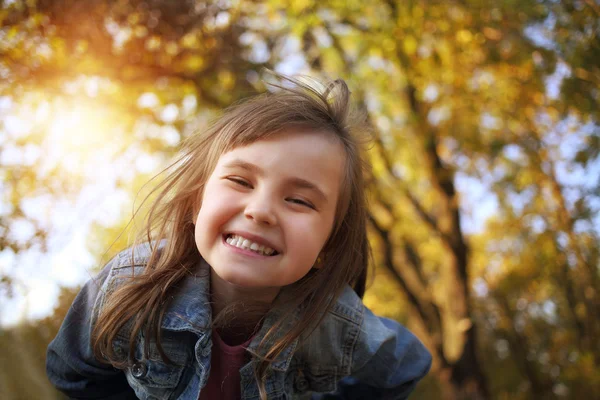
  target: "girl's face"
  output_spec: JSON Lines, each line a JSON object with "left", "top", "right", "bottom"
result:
{"left": 194, "top": 129, "right": 345, "bottom": 293}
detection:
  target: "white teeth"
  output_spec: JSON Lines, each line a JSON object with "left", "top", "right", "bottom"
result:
{"left": 226, "top": 234, "right": 276, "bottom": 256}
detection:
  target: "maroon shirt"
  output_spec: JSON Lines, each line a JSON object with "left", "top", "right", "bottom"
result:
{"left": 199, "top": 330, "right": 253, "bottom": 400}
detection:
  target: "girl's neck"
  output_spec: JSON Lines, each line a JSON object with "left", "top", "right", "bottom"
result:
{"left": 208, "top": 267, "right": 279, "bottom": 345}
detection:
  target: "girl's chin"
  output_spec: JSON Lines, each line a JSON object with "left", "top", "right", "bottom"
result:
{"left": 211, "top": 269, "right": 279, "bottom": 292}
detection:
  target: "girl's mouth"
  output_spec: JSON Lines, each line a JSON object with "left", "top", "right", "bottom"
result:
{"left": 224, "top": 234, "right": 279, "bottom": 256}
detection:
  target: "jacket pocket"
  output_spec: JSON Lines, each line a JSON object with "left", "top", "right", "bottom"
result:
{"left": 291, "top": 367, "right": 337, "bottom": 395}
{"left": 114, "top": 331, "right": 190, "bottom": 400}
{"left": 125, "top": 357, "right": 186, "bottom": 399}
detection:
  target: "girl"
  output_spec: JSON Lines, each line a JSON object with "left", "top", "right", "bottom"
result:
{"left": 46, "top": 75, "right": 432, "bottom": 399}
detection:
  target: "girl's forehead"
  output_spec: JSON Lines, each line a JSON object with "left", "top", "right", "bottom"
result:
{"left": 219, "top": 131, "right": 344, "bottom": 164}
{"left": 221, "top": 129, "right": 343, "bottom": 157}
{"left": 215, "top": 130, "right": 346, "bottom": 196}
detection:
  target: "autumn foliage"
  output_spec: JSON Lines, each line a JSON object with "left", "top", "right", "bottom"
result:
{"left": 1, "top": 1, "right": 599, "bottom": 399}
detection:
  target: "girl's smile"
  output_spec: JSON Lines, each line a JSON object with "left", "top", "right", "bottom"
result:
{"left": 223, "top": 232, "right": 279, "bottom": 257}
{"left": 194, "top": 129, "right": 345, "bottom": 301}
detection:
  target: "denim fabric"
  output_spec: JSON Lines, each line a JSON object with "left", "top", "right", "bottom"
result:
{"left": 47, "top": 243, "right": 432, "bottom": 399}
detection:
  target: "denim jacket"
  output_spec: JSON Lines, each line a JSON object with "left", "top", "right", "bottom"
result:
{"left": 47, "top": 243, "right": 432, "bottom": 399}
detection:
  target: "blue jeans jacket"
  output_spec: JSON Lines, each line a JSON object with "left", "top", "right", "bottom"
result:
{"left": 47, "top": 243, "right": 432, "bottom": 399}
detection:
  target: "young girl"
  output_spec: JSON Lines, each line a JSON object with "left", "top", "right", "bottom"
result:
{"left": 46, "top": 75, "right": 432, "bottom": 399}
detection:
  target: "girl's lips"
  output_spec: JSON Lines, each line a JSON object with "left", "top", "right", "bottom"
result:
{"left": 223, "top": 231, "right": 281, "bottom": 253}
{"left": 222, "top": 235, "right": 276, "bottom": 258}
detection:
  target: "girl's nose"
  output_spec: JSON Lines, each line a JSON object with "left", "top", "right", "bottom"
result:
{"left": 244, "top": 197, "right": 277, "bottom": 226}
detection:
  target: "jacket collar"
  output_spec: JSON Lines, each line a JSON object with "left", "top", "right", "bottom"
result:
{"left": 246, "top": 301, "right": 301, "bottom": 372}
{"left": 160, "top": 261, "right": 212, "bottom": 334}
{"left": 158, "top": 260, "right": 300, "bottom": 371}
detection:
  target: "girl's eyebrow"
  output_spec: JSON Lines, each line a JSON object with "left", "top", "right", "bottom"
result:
{"left": 222, "top": 159, "right": 328, "bottom": 203}
{"left": 223, "top": 159, "right": 262, "bottom": 174}
{"left": 287, "top": 176, "right": 328, "bottom": 203}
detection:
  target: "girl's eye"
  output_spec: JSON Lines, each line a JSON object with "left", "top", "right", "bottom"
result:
{"left": 227, "top": 177, "right": 252, "bottom": 188}
{"left": 288, "top": 198, "right": 316, "bottom": 210}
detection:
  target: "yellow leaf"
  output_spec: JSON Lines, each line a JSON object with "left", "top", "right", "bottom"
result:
{"left": 382, "top": 38, "right": 396, "bottom": 53}
{"left": 219, "top": 70, "right": 235, "bottom": 89}
{"left": 456, "top": 29, "right": 472, "bottom": 44}
{"left": 134, "top": 25, "right": 148, "bottom": 38}
{"left": 402, "top": 35, "right": 418, "bottom": 56}
{"left": 184, "top": 55, "right": 205, "bottom": 71}
{"left": 181, "top": 33, "right": 199, "bottom": 49}
{"left": 290, "top": 0, "right": 313, "bottom": 14}
{"left": 483, "top": 27, "right": 502, "bottom": 41}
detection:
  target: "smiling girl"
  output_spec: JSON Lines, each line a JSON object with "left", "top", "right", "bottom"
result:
{"left": 47, "top": 75, "right": 432, "bottom": 399}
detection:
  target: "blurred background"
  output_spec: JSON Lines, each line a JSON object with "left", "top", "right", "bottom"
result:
{"left": 0, "top": 0, "right": 599, "bottom": 399}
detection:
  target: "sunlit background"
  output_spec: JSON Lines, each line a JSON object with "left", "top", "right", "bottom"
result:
{"left": 1, "top": 0, "right": 599, "bottom": 398}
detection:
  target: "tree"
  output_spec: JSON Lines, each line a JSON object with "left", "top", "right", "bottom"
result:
{"left": 1, "top": 1, "right": 598, "bottom": 399}
{"left": 264, "top": 0, "right": 599, "bottom": 398}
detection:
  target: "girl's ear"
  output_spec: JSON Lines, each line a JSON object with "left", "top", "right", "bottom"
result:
{"left": 314, "top": 253, "right": 325, "bottom": 269}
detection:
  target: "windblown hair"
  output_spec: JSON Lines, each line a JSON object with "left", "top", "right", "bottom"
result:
{"left": 92, "top": 73, "right": 371, "bottom": 399}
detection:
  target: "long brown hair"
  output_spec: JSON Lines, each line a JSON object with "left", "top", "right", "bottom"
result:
{"left": 92, "top": 73, "right": 371, "bottom": 399}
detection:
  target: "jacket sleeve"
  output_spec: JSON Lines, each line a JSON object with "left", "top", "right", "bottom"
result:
{"left": 317, "top": 308, "right": 432, "bottom": 400}
{"left": 46, "top": 255, "right": 137, "bottom": 399}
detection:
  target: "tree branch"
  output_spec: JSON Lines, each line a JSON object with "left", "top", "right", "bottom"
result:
{"left": 367, "top": 210, "right": 446, "bottom": 362}
{"left": 494, "top": 292, "right": 556, "bottom": 398}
